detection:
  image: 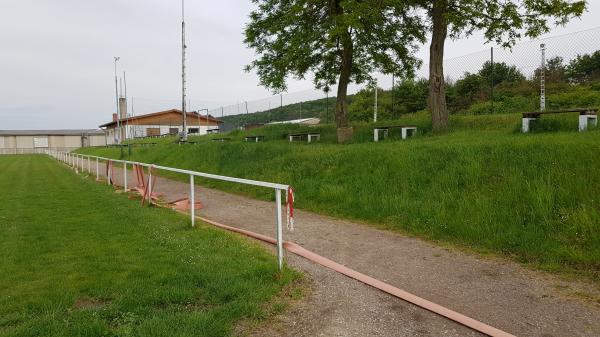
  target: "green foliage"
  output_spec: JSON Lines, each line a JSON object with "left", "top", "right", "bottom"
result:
{"left": 221, "top": 96, "right": 341, "bottom": 128}
{"left": 479, "top": 61, "right": 525, "bottom": 85}
{"left": 431, "top": 1, "right": 587, "bottom": 48}
{"left": 0, "top": 155, "right": 298, "bottom": 336}
{"left": 392, "top": 79, "right": 429, "bottom": 115}
{"left": 80, "top": 115, "right": 600, "bottom": 281}
{"left": 411, "top": 0, "right": 586, "bottom": 128}
{"left": 534, "top": 56, "right": 567, "bottom": 83}
{"left": 244, "top": 0, "right": 426, "bottom": 129}
{"left": 244, "top": 0, "right": 425, "bottom": 92}
{"left": 566, "top": 50, "right": 600, "bottom": 83}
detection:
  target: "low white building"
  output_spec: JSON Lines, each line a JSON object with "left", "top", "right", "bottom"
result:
{"left": 100, "top": 109, "right": 223, "bottom": 144}
{"left": 0, "top": 129, "right": 106, "bottom": 154}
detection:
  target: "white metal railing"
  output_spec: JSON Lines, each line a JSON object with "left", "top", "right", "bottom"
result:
{"left": 46, "top": 149, "right": 289, "bottom": 270}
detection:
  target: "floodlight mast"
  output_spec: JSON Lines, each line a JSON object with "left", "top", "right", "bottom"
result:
{"left": 181, "top": 0, "right": 188, "bottom": 141}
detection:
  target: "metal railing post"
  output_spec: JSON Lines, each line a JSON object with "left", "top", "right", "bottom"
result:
{"left": 275, "top": 188, "right": 283, "bottom": 271}
{"left": 107, "top": 160, "right": 110, "bottom": 185}
{"left": 88, "top": 156, "right": 91, "bottom": 173}
{"left": 96, "top": 158, "right": 99, "bottom": 181}
{"left": 190, "top": 175, "right": 195, "bottom": 227}
{"left": 148, "top": 166, "right": 153, "bottom": 204}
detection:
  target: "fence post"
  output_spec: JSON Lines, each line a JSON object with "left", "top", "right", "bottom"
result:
{"left": 107, "top": 161, "right": 110, "bottom": 185}
{"left": 148, "top": 166, "right": 153, "bottom": 204}
{"left": 190, "top": 175, "right": 195, "bottom": 227}
{"left": 275, "top": 188, "right": 283, "bottom": 271}
{"left": 88, "top": 156, "right": 91, "bottom": 173}
{"left": 123, "top": 162, "right": 127, "bottom": 191}
{"left": 96, "top": 158, "right": 99, "bottom": 181}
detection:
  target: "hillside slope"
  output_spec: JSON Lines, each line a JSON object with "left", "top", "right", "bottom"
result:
{"left": 78, "top": 113, "right": 600, "bottom": 280}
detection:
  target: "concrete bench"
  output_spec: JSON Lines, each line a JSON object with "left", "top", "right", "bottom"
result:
{"left": 522, "top": 109, "right": 598, "bottom": 133}
{"left": 288, "top": 133, "right": 321, "bottom": 143}
{"left": 244, "top": 136, "right": 265, "bottom": 142}
{"left": 373, "top": 125, "right": 418, "bottom": 142}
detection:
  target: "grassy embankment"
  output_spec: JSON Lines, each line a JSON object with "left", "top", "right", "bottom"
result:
{"left": 78, "top": 112, "right": 600, "bottom": 282}
{"left": 0, "top": 155, "right": 299, "bottom": 337}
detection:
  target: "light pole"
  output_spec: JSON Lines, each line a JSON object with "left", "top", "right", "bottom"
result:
{"left": 373, "top": 82, "right": 378, "bottom": 122}
{"left": 181, "top": 0, "right": 188, "bottom": 141}
{"left": 114, "top": 56, "right": 120, "bottom": 144}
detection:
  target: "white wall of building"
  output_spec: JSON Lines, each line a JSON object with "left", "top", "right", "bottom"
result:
{"left": 0, "top": 133, "right": 105, "bottom": 154}
{"left": 105, "top": 124, "right": 220, "bottom": 143}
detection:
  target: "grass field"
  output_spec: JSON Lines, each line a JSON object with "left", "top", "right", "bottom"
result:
{"left": 78, "top": 112, "right": 600, "bottom": 282}
{"left": 0, "top": 155, "right": 298, "bottom": 337}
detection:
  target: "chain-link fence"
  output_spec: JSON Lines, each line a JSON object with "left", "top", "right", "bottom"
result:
{"left": 127, "top": 27, "right": 600, "bottom": 127}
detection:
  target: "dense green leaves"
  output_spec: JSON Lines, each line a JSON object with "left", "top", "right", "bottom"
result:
{"left": 244, "top": 0, "right": 426, "bottom": 130}
{"left": 245, "top": 0, "right": 425, "bottom": 91}
{"left": 415, "top": 0, "right": 586, "bottom": 129}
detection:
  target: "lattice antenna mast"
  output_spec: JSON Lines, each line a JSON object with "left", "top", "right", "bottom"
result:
{"left": 540, "top": 43, "right": 546, "bottom": 112}
{"left": 181, "top": 0, "right": 188, "bottom": 140}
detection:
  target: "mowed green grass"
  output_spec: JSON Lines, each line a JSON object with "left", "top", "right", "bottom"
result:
{"left": 78, "top": 113, "right": 600, "bottom": 281}
{"left": 0, "top": 155, "right": 297, "bottom": 337}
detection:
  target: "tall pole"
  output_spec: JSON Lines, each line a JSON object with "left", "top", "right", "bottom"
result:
{"left": 181, "top": 0, "right": 188, "bottom": 141}
{"left": 490, "top": 47, "right": 494, "bottom": 114}
{"left": 540, "top": 43, "right": 546, "bottom": 112}
{"left": 373, "top": 83, "right": 378, "bottom": 122}
{"left": 124, "top": 71, "right": 128, "bottom": 141}
{"left": 114, "top": 57, "right": 120, "bottom": 144}
{"left": 391, "top": 74, "right": 395, "bottom": 118}
{"left": 325, "top": 89, "right": 329, "bottom": 124}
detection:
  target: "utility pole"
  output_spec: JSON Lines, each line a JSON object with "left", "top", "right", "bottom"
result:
{"left": 490, "top": 47, "right": 494, "bottom": 114}
{"left": 325, "top": 88, "right": 329, "bottom": 124}
{"left": 540, "top": 43, "right": 546, "bottom": 112}
{"left": 373, "top": 83, "right": 378, "bottom": 122}
{"left": 114, "top": 57, "right": 120, "bottom": 144}
{"left": 124, "top": 71, "right": 128, "bottom": 141}
{"left": 181, "top": 0, "right": 188, "bottom": 141}
{"left": 391, "top": 74, "right": 395, "bottom": 118}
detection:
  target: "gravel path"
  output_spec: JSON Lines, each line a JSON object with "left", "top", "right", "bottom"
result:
{"left": 92, "top": 163, "right": 600, "bottom": 337}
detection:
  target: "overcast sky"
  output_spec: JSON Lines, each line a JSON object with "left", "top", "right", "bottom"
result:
{"left": 1, "top": 1, "right": 599, "bottom": 130}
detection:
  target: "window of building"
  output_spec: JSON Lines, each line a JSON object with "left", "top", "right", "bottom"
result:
{"left": 169, "top": 128, "right": 179, "bottom": 135}
{"left": 188, "top": 128, "right": 199, "bottom": 134}
{"left": 146, "top": 128, "right": 160, "bottom": 137}
{"left": 33, "top": 137, "right": 49, "bottom": 148}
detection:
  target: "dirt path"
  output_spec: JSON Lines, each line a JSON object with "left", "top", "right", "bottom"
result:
{"left": 92, "top": 163, "right": 600, "bottom": 337}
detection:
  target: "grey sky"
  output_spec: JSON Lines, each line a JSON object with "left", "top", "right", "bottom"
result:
{"left": 1, "top": 1, "right": 599, "bottom": 129}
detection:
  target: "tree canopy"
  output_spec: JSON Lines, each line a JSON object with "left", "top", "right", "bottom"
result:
{"left": 244, "top": 0, "right": 425, "bottom": 140}
{"left": 409, "top": 0, "right": 586, "bottom": 130}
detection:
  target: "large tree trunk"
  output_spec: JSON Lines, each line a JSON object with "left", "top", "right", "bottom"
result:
{"left": 332, "top": 0, "right": 353, "bottom": 143}
{"left": 428, "top": 0, "right": 449, "bottom": 130}
{"left": 335, "top": 40, "right": 354, "bottom": 143}
{"left": 335, "top": 41, "right": 352, "bottom": 129}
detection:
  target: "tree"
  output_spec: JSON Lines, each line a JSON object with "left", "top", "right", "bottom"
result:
{"left": 410, "top": 0, "right": 586, "bottom": 130}
{"left": 244, "top": 0, "right": 424, "bottom": 142}
{"left": 566, "top": 50, "right": 600, "bottom": 83}
{"left": 534, "top": 56, "right": 566, "bottom": 83}
{"left": 450, "top": 72, "right": 484, "bottom": 110}
{"left": 479, "top": 61, "right": 525, "bottom": 86}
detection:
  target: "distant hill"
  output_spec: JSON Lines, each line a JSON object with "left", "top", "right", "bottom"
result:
{"left": 221, "top": 95, "right": 355, "bottom": 128}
